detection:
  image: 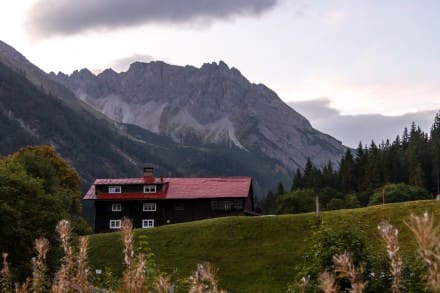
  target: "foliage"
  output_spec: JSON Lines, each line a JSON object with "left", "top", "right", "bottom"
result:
{"left": 0, "top": 146, "right": 90, "bottom": 279}
{"left": 293, "top": 219, "right": 370, "bottom": 292}
{"left": 369, "top": 183, "right": 431, "bottom": 205}
{"left": 276, "top": 188, "right": 316, "bottom": 214}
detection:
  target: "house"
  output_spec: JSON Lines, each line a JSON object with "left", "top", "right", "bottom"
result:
{"left": 83, "top": 168, "right": 255, "bottom": 233}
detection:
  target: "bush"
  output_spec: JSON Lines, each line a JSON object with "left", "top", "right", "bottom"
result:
{"left": 368, "top": 183, "right": 431, "bottom": 205}
{"left": 276, "top": 189, "right": 316, "bottom": 214}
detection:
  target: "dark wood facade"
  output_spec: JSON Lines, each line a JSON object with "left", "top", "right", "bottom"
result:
{"left": 94, "top": 197, "right": 252, "bottom": 233}
{"left": 86, "top": 176, "right": 254, "bottom": 233}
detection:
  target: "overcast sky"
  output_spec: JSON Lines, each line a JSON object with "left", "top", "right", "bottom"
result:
{"left": 1, "top": 0, "right": 439, "bottom": 147}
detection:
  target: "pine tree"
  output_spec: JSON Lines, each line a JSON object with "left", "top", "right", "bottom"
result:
{"left": 339, "top": 150, "right": 356, "bottom": 192}
{"left": 291, "top": 169, "right": 303, "bottom": 190}
{"left": 354, "top": 142, "right": 367, "bottom": 190}
{"left": 277, "top": 182, "right": 285, "bottom": 196}
{"left": 431, "top": 112, "right": 440, "bottom": 194}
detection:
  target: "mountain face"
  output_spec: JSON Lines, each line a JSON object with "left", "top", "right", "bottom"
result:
{"left": 0, "top": 41, "right": 295, "bottom": 199}
{"left": 52, "top": 61, "right": 346, "bottom": 171}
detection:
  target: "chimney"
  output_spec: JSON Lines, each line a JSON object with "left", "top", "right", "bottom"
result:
{"left": 143, "top": 167, "right": 154, "bottom": 183}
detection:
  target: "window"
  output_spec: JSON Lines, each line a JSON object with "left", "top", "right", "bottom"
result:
{"left": 211, "top": 200, "right": 243, "bottom": 211}
{"left": 109, "top": 219, "right": 121, "bottom": 229}
{"left": 143, "top": 202, "right": 156, "bottom": 212}
{"left": 111, "top": 203, "right": 122, "bottom": 212}
{"left": 143, "top": 185, "right": 156, "bottom": 193}
{"left": 142, "top": 219, "right": 155, "bottom": 228}
{"left": 108, "top": 186, "right": 121, "bottom": 193}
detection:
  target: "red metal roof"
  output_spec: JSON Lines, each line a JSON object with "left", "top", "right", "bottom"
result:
{"left": 83, "top": 177, "right": 251, "bottom": 200}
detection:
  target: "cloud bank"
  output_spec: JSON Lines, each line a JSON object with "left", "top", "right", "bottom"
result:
{"left": 290, "top": 98, "right": 437, "bottom": 148}
{"left": 111, "top": 54, "right": 155, "bottom": 72}
{"left": 27, "top": 0, "right": 279, "bottom": 37}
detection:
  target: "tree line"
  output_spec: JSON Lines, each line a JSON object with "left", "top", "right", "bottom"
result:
{"left": 262, "top": 112, "right": 440, "bottom": 214}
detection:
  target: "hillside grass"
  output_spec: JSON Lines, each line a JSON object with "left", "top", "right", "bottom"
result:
{"left": 87, "top": 200, "right": 440, "bottom": 292}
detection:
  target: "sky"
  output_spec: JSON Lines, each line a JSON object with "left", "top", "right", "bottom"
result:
{"left": 1, "top": 0, "right": 439, "bottom": 147}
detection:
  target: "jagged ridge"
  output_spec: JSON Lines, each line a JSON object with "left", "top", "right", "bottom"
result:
{"left": 52, "top": 60, "right": 346, "bottom": 171}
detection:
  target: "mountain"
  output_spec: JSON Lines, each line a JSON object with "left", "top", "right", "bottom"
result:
{"left": 0, "top": 41, "right": 294, "bottom": 199}
{"left": 0, "top": 40, "right": 347, "bottom": 202}
{"left": 51, "top": 60, "right": 346, "bottom": 172}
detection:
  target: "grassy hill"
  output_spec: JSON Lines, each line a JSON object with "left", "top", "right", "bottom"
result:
{"left": 87, "top": 200, "right": 440, "bottom": 292}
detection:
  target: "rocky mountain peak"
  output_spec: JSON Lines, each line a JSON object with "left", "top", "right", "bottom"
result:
{"left": 52, "top": 60, "right": 347, "bottom": 171}
{"left": 0, "top": 39, "right": 345, "bottom": 195}
{"left": 200, "top": 60, "right": 230, "bottom": 71}
{"left": 71, "top": 68, "right": 96, "bottom": 79}
{"left": 98, "top": 68, "right": 119, "bottom": 83}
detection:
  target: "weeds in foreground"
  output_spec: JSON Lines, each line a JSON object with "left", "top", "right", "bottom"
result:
{"left": 1, "top": 218, "right": 226, "bottom": 292}
{"left": 318, "top": 271, "right": 337, "bottom": 293}
{"left": 0, "top": 253, "right": 11, "bottom": 292}
{"left": 305, "top": 212, "right": 440, "bottom": 293}
{"left": 189, "top": 263, "right": 226, "bottom": 293}
{"left": 155, "top": 274, "right": 173, "bottom": 292}
{"left": 121, "top": 217, "right": 144, "bottom": 292}
{"left": 406, "top": 212, "right": 440, "bottom": 292}
{"left": 377, "top": 221, "right": 402, "bottom": 293}
{"left": 333, "top": 252, "right": 366, "bottom": 293}
{"left": 32, "top": 237, "right": 49, "bottom": 292}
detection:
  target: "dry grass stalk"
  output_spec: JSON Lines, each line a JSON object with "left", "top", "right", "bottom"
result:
{"left": 155, "top": 274, "right": 173, "bottom": 293}
{"left": 319, "top": 271, "right": 337, "bottom": 293}
{"left": 75, "top": 236, "right": 90, "bottom": 292}
{"left": 333, "top": 252, "right": 366, "bottom": 293}
{"left": 32, "top": 237, "right": 49, "bottom": 292}
{"left": 299, "top": 275, "right": 310, "bottom": 293}
{"left": 52, "top": 219, "right": 74, "bottom": 292}
{"left": 14, "top": 278, "right": 30, "bottom": 293}
{"left": 52, "top": 264, "right": 67, "bottom": 292}
{"left": 131, "top": 253, "right": 146, "bottom": 292}
{"left": 121, "top": 217, "right": 134, "bottom": 268}
{"left": 189, "top": 263, "right": 226, "bottom": 293}
{"left": 406, "top": 212, "right": 440, "bottom": 291}
{"left": 0, "top": 253, "right": 11, "bottom": 291}
{"left": 378, "top": 221, "right": 402, "bottom": 293}
{"left": 1, "top": 253, "right": 9, "bottom": 278}
{"left": 121, "top": 217, "right": 141, "bottom": 291}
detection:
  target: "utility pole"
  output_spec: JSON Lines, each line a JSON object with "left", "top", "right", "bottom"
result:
{"left": 315, "top": 195, "right": 320, "bottom": 216}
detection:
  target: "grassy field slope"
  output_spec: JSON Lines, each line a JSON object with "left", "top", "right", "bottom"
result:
{"left": 87, "top": 200, "right": 440, "bottom": 292}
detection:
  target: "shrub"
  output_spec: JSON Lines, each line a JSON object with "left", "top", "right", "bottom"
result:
{"left": 368, "top": 183, "right": 431, "bottom": 205}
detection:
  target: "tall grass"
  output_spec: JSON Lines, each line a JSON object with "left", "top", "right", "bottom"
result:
{"left": 312, "top": 212, "right": 440, "bottom": 293}
{"left": 377, "top": 221, "right": 402, "bottom": 293}
{"left": 318, "top": 271, "right": 337, "bottom": 293}
{"left": 0, "top": 253, "right": 12, "bottom": 292}
{"left": 32, "top": 237, "right": 49, "bottom": 292}
{"left": 406, "top": 212, "right": 440, "bottom": 292}
{"left": 333, "top": 252, "right": 366, "bottom": 293}
{"left": 1, "top": 218, "right": 226, "bottom": 292}
{"left": 189, "top": 263, "right": 226, "bottom": 293}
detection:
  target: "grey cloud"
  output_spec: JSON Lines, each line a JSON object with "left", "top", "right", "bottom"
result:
{"left": 289, "top": 98, "right": 437, "bottom": 148}
{"left": 111, "top": 54, "right": 155, "bottom": 72}
{"left": 289, "top": 98, "right": 339, "bottom": 120}
{"left": 27, "top": 0, "right": 279, "bottom": 36}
